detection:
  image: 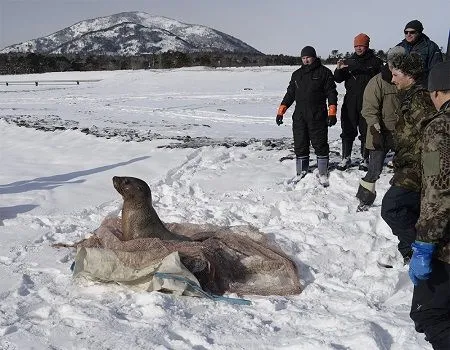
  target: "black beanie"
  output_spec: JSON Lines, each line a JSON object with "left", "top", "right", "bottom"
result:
{"left": 300, "top": 46, "right": 317, "bottom": 58}
{"left": 390, "top": 53, "right": 424, "bottom": 81}
{"left": 404, "top": 20, "right": 423, "bottom": 32}
{"left": 428, "top": 60, "right": 450, "bottom": 91}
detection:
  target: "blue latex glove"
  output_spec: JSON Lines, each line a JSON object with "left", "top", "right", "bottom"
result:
{"left": 408, "top": 241, "right": 436, "bottom": 286}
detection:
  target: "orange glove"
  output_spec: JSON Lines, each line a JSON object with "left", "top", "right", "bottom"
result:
{"left": 276, "top": 104, "right": 287, "bottom": 126}
{"left": 327, "top": 105, "right": 337, "bottom": 127}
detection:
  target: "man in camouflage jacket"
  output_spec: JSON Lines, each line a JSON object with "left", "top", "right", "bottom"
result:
{"left": 409, "top": 60, "right": 450, "bottom": 350}
{"left": 380, "top": 53, "right": 436, "bottom": 261}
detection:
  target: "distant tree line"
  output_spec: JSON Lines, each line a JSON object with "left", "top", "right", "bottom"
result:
{"left": 0, "top": 50, "right": 391, "bottom": 75}
{"left": 323, "top": 49, "right": 388, "bottom": 64}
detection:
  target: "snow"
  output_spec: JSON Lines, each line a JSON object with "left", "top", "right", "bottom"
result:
{"left": 0, "top": 66, "right": 431, "bottom": 349}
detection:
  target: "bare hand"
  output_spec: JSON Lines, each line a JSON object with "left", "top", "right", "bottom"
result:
{"left": 336, "top": 59, "right": 348, "bottom": 69}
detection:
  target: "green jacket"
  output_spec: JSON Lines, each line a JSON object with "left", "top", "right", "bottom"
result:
{"left": 390, "top": 84, "right": 435, "bottom": 191}
{"left": 416, "top": 101, "right": 450, "bottom": 264}
{"left": 361, "top": 69, "right": 399, "bottom": 150}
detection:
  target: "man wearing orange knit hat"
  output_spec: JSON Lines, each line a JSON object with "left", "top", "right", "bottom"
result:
{"left": 334, "top": 33, "right": 383, "bottom": 171}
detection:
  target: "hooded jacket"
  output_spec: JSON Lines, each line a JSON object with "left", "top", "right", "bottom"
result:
{"left": 361, "top": 64, "right": 399, "bottom": 150}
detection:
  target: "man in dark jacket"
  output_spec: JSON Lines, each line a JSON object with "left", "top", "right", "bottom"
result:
{"left": 397, "top": 19, "right": 443, "bottom": 86}
{"left": 408, "top": 60, "right": 450, "bottom": 350}
{"left": 380, "top": 52, "right": 436, "bottom": 264}
{"left": 334, "top": 33, "right": 383, "bottom": 171}
{"left": 276, "top": 46, "right": 338, "bottom": 187}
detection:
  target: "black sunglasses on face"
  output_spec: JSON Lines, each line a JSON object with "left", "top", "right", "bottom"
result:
{"left": 404, "top": 30, "right": 417, "bottom": 35}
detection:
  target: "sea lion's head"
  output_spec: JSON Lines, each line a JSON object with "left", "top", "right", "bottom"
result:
{"left": 113, "top": 176, "right": 152, "bottom": 202}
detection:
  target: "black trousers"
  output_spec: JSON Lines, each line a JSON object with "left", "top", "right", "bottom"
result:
{"left": 340, "top": 95, "right": 367, "bottom": 151}
{"left": 410, "top": 260, "right": 450, "bottom": 350}
{"left": 292, "top": 109, "right": 329, "bottom": 157}
{"left": 381, "top": 186, "right": 420, "bottom": 258}
{"left": 363, "top": 150, "right": 385, "bottom": 182}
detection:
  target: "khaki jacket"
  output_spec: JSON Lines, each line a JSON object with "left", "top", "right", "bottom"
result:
{"left": 361, "top": 71, "right": 399, "bottom": 150}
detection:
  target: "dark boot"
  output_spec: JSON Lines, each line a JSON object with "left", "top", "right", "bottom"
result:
{"left": 356, "top": 179, "right": 376, "bottom": 211}
{"left": 359, "top": 159, "right": 369, "bottom": 171}
{"left": 317, "top": 156, "right": 329, "bottom": 176}
{"left": 359, "top": 144, "right": 370, "bottom": 171}
{"left": 337, "top": 140, "right": 353, "bottom": 171}
{"left": 317, "top": 156, "right": 329, "bottom": 187}
{"left": 296, "top": 156, "right": 309, "bottom": 178}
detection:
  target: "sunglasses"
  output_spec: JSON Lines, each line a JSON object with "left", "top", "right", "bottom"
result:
{"left": 404, "top": 30, "right": 417, "bottom": 35}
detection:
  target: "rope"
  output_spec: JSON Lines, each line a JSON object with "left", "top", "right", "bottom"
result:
{"left": 154, "top": 272, "right": 251, "bottom": 305}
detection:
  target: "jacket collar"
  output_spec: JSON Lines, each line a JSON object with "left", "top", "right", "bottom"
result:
{"left": 439, "top": 99, "right": 450, "bottom": 112}
{"left": 401, "top": 33, "right": 429, "bottom": 48}
{"left": 380, "top": 64, "right": 394, "bottom": 83}
{"left": 301, "top": 58, "right": 321, "bottom": 72}
{"left": 351, "top": 49, "right": 375, "bottom": 61}
{"left": 397, "top": 82, "right": 425, "bottom": 102}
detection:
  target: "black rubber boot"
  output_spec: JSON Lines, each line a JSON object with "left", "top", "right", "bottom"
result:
{"left": 356, "top": 179, "right": 376, "bottom": 211}
{"left": 317, "top": 156, "right": 329, "bottom": 176}
{"left": 337, "top": 140, "right": 353, "bottom": 171}
{"left": 317, "top": 156, "right": 329, "bottom": 187}
{"left": 359, "top": 144, "right": 370, "bottom": 171}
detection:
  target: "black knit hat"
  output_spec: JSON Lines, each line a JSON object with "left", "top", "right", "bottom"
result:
{"left": 404, "top": 20, "right": 423, "bottom": 32}
{"left": 428, "top": 60, "right": 450, "bottom": 91}
{"left": 390, "top": 53, "right": 424, "bottom": 81}
{"left": 300, "top": 46, "right": 317, "bottom": 58}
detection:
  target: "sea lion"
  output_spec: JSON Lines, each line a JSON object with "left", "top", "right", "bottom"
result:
{"left": 112, "top": 176, "right": 189, "bottom": 241}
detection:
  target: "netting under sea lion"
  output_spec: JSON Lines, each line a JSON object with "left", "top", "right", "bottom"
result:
{"left": 71, "top": 217, "right": 302, "bottom": 296}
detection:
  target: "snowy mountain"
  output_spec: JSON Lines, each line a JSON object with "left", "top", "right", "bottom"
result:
{"left": 0, "top": 11, "right": 262, "bottom": 56}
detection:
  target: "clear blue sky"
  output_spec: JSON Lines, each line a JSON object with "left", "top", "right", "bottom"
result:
{"left": 0, "top": 0, "right": 448, "bottom": 57}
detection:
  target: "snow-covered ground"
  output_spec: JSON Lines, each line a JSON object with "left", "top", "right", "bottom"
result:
{"left": 0, "top": 66, "right": 431, "bottom": 349}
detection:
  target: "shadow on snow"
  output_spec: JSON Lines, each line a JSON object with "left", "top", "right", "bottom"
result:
{"left": 0, "top": 156, "right": 150, "bottom": 195}
{"left": 0, "top": 204, "right": 39, "bottom": 226}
